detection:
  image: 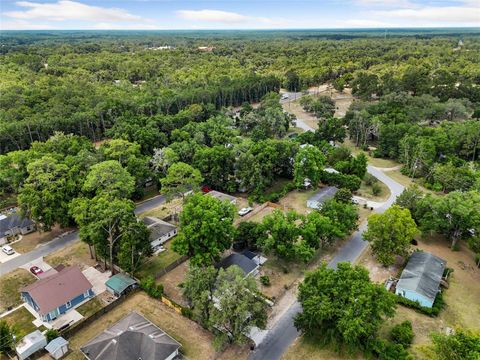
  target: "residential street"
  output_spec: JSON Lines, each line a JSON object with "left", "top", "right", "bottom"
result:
{"left": 249, "top": 101, "right": 406, "bottom": 360}
{"left": 0, "top": 194, "right": 167, "bottom": 276}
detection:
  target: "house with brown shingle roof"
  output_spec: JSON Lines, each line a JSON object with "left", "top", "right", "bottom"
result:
{"left": 21, "top": 266, "right": 94, "bottom": 322}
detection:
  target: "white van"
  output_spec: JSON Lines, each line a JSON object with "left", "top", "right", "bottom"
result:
{"left": 2, "top": 245, "right": 15, "bottom": 255}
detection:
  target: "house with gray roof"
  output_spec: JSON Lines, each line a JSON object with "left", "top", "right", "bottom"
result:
{"left": 306, "top": 186, "right": 338, "bottom": 210}
{"left": 142, "top": 216, "right": 177, "bottom": 251}
{"left": 396, "top": 251, "right": 446, "bottom": 308}
{"left": 217, "top": 253, "right": 259, "bottom": 277}
{"left": 206, "top": 190, "right": 237, "bottom": 204}
{"left": 0, "top": 214, "right": 35, "bottom": 245}
{"left": 80, "top": 312, "right": 181, "bottom": 360}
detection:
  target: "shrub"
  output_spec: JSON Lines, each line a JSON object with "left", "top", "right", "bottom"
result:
{"left": 45, "top": 329, "right": 59, "bottom": 343}
{"left": 260, "top": 275, "right": 271, "bottom": 286}
{"left": 371, "top": 182, "right": 382, "bottom": 196}
{"left": 396, "top": 291, "right": 444, "bottom": 316}
{"left": 181, "top": 307, "right": 193, "bottom": 319}
{"left": 364, "top": 173, "right": 378, "bottom": 186}
{"left": 139, "top": 276, "right": 164, "bottom": 299}
{"left": 371, "top": 339, "right": 412, "bottom": 360}
{"left": 390, "top": 321, "right": 414, "bottom": 347}
{"left": 334, "top": 188, "right": 352, "bottom": 203}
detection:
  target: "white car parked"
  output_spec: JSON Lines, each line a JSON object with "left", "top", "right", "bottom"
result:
{"left": 2, "top": 245, "right": 15, "bottom": 255}
{"left": 281, "top": 93, "right": 289, "bottom": 100}
{"left": 238, "top": 207, "right": 253, "bottom": 216}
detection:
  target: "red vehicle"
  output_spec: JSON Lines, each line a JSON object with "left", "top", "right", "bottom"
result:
{"left": 201, "top": 185, "right": 212, "bottom": 193}
{"left": 30, "top": 266, "right": 43, "bottom": 276}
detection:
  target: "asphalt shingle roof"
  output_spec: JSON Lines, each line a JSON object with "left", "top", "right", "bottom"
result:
{"left": 80, "top": 312, "right": 181, "bottom": 360}
{"left": 0, "top": 214, "right": 34, "bottom": 237}
{"left": 397, "top": 251, "right": 446, "bottom": 302}
{"left": 217, "top": 253, "right": 258, "bottom": 275}
{"left": 308, "top": 186, "right": 338, "bottom": 204}
{"left": 21, "top": 266, "right": 92, "bottom": 315}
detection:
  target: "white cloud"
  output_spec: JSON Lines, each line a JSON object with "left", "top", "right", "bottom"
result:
{"left": 341, "top": 19, "right": 395, "bottom": 28}
{"left": 176, "top": 9, "right": 250, "bottom": 24}
{"left": 4, "top": 0, "right": 143, "bottom": 22}
{"left": 374, "top": 5, "right": 480, "bottom": 24}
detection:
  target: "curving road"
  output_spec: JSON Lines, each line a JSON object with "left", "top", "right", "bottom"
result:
{"left": 249, "top": 100, "right": 405, "bottom": 360}
{"left": 0, "top": 195, "right": 167, "bottom": 276}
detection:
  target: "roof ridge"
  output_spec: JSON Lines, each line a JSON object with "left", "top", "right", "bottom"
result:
{"left": 22, "top": 265, "right": 80, "bottom": 292}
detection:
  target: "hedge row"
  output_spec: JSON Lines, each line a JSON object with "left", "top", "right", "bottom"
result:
{"left": 396, "top": 291, "right": 444, "bottom": 316}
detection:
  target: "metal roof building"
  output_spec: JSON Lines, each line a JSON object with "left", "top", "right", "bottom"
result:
{"left": 395, "top": 251, "right": 446, "bottom": 308}
{"left": 105, "top": 273, "right": 137, "bottom": 297}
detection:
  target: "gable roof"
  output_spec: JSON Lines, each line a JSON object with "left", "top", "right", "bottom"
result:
{"left": 0, "top": 214, "right": 34, "bottom": 237}
{"left": 217, "top": 253, "right": 258, "bottom": 275}
{"left": 142, "top": 217, "right": 177, "bottom": 242}
{"left": 105, "top": 273, "right": 137, "bottom": 294}
{"left": 397, "top": 251, "right": 446, "bottom": 302}
{"left": 45, "top": 337, "right": 68, "bottom": 353}
{"left": 21, "top": 266, "right": 92, "bottom": 315}
{"left": 80, "top": 312, "right": 181, "bottom": 360}
{"left": 308, "top": 186, "right": 338, "bottom": 204}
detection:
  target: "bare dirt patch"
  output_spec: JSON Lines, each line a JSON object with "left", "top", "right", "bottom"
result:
{"left": 139, "top": 197, "right": 183, "bottom": 222}
{"left": 279, "top": 189, "right": 316, "bottom": 215}
{"left": 246, "top": 205, "right": 277, "bottom": 223}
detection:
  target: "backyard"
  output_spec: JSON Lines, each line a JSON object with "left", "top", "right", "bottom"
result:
{"left": 62, "top": 291, "right": 249, "bottom": 360}
{"left": 136, "top": 241, "right": 184, "bottom": 279}
{"left": 2, "top": 306, "right": 39, "bottom": 337}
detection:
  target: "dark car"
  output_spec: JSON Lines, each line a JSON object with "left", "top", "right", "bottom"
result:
{"left": 30, "top": 266, "right": 43, "bottom": 276}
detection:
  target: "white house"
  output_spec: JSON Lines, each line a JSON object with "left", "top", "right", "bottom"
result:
{"left": 142, "top": 217, "right": 178, "bottom": 250}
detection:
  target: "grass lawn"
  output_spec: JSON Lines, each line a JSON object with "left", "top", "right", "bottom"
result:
{"left": 45, "top": 241, "right": 96, "bottom": 271}
{"left": 12, "top": 225, "right": 68, "bottom": 253}
{"left": 355, "top": 179, "right": 391, "bottom": 202}
{"left": 247, "top": 206, "right": 276, "bottom": 223}
{"left": 139, "top": 197, "right": 183, "bottom": 222}
{"left": 76, "top": 297, "right": 103, "bottom": 318}
{"left": 282, "top": 336, "right": 362, "bottom": 360}
{"left": 136, "top": 241, "right": 183, "bottom": 279}
{"left": 279, "top": 189, "right": 316, "bottom": 215}
{"left": 2, "top": 306, "right": 37, "bottom": 337}
{"left": 0, "top": 269, "right": 35, "bottom": 313}
{"left": 64, "top": 291, "right": 247, "bottom": 360}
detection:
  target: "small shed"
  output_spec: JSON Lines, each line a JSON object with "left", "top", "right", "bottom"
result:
{"left": 105, "top": 273, "right": 138, "bottom": 297}
{"left": 15, "top": 330, "right": 47, "bottom": 360}
{"left": 307, "top": 186, "right": 338, "bottom": 210}
{"left": 45, "top": 337, "right": 69, "bottom": 359}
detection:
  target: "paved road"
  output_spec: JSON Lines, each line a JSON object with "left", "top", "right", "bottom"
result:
{"left": 250, "top": 103, "right": 405, "bottom": 360}
{"left": 0, "top": 195, "right": 167, "bottom": 276}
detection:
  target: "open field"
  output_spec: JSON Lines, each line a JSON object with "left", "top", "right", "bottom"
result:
{"left": 11, "top": 225, "right": 69, "bottom": 253}
{"left": 2, "top": 306, "right": 37, "bottom": 337}
{"left": 45, "top": 241, "right": 96, "bottom": 270}
{"left": 63, "top": 291, "right": 249, "bottom": 360}
{"left": 0, "top": 269, "right": 35, "bottom": 313}
{"left": 136, "top": 241, "right": 183, "bottom": 279}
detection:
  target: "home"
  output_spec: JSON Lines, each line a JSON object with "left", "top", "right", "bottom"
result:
{"left": 80, "top": 311, "right": 181, "bottom": 360}
{"left": 242, "top": 250, "right": 267, "bottom": 266}
{"left": 105, "top": 273, "right": 138, "bottom": 297}
{"left": 217, "top": 253, "right": 259, "bottom": 277}
{"left": 306, "top": 186, "right": 338, "bottom": 210}
{"left": 206, "top": 190, "right": 237, "bottom": 205}
{"left": 21, "top": 266, "right": 94, "bottom": 322}
{"left": 0, "top": 214, "right": 36, "bottom": 245}
{"left": 45, "top": 337, "right": 69, "bottom": 360}
{"left": 396, "top": 251, "right": 446, "bottom": 308}
{"left": 15, "top": 330, "right": 47, "bottom": 360}
{"left": 142, "top": 216, "right": 177, "bottom": 250}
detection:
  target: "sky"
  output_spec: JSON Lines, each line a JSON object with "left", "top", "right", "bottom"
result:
{"left": 0, "top": 0, "right": 479, "bottom": 30}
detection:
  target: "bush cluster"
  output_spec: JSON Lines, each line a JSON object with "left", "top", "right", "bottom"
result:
{"left": 396, "top": 292, "right": 444, "bottom": 316}
{"left": 320, "top": 171, "right": 361, "bottom": 191}
{"left": 139, "top": 276, "right": 164, "bottom": 299}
